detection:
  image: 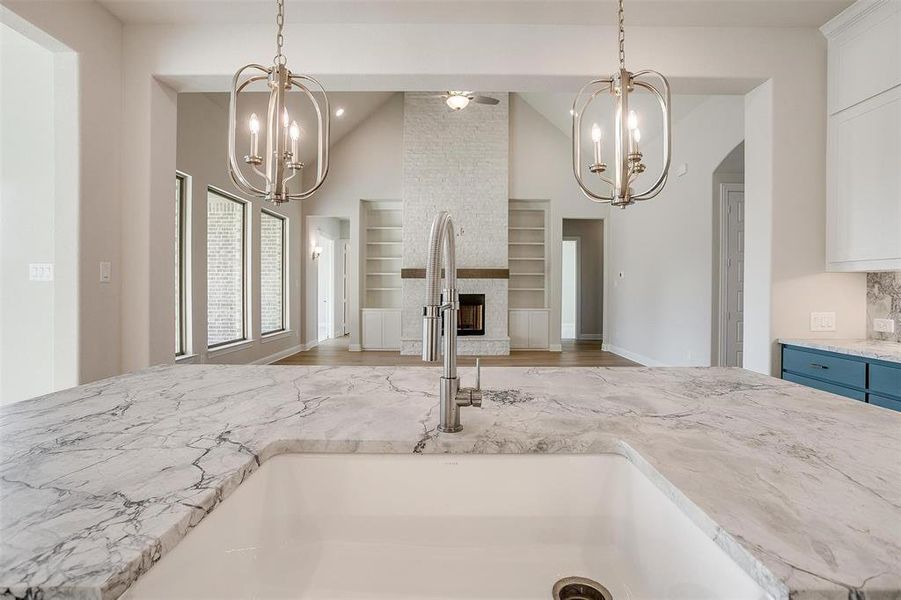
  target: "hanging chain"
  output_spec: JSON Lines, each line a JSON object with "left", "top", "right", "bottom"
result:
{"left": 274, "top": 0, "right": 286, "bottom": 66}
{"left": 618, "top": 0, "right": 626, "bottom": 71}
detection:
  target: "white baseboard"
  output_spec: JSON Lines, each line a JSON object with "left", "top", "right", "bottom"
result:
{"left": 302, "top": 340, "right": 319, "bottom": 351}
{"left": 549, "top": 344, "right": 562, "bottom": 352}
{"left": 252, "top": 344, "right": 304, "bottom": 365}
{"left": 578, "top": 334, "right": 602, "bottom": 341}
{"left": 348, "top": 344, "right": 361, "bottom": 352}
{"left": 601, "top": 343, "right": 666, "bottom": 367}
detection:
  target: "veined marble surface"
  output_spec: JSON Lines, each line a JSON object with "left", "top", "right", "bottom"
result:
{"left": 1, "top": 366, "right": 900, "bottom": 600}
{"left": 780, "top": 338, "right": 901, "bottom": 364}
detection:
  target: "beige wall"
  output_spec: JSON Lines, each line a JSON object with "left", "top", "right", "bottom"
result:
{"left": 1, "top": 1, "right": 121, "bottom": 389}
{"left": 175, "top": 93, "right": 304, "bottom": 364}
{"left": 605, "top": 96, "right": 746, "bottom": 366}
{"left": 1, "top": 9, "right": 869, "bottom": 382}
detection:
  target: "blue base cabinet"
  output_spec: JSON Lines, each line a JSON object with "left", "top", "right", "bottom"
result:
{"left": 781, "top": 344, "right": 901, "bottom": 411}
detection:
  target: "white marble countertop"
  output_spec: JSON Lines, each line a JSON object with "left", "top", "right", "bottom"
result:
{"left": 1, "top": 365, "right": 900, "bottom": 600}
{"left": 780, "top": 338, "right": 901, "bottom": 364}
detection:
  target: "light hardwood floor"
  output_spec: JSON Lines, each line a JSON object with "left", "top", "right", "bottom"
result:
{"left": 275, "top": 336, "right": 639, "bottom": 367}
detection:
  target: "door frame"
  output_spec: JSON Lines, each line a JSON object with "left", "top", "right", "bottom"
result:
{"left": 717, "top": 182, "right": 745, "bottom": 366}
{"left": 561, "top": 236, "right": 581, "bottom": 341}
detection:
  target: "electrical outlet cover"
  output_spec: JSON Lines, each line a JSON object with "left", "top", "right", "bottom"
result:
{"left": 874, "top": 318, "right": 896, "bottom": 334}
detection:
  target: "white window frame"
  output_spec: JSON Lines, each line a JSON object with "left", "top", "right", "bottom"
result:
{"left": 260, "top": 208, "right": 289, "bottom": 337}
{"left": 206, "top": 186, "right": 251, "bottom": 350}
{"left": 175, "top": 171, "right": 191, "bottom": 357}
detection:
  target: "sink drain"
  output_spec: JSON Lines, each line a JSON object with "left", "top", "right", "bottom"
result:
{"left": 552, "top": 577, "right": 613, "bottom": 600}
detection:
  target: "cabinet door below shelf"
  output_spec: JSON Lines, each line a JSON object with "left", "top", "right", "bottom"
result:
{"left": 361, "top": 311, "right": 383, "bottom": 349}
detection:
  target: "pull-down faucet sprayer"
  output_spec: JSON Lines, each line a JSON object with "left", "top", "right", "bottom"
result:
{"left": 421, "top": 211, "right": 481, "bottom": 433}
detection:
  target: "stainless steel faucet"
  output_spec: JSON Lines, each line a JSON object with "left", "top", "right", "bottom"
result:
{"left": 421, "top": 211, "right": 482, "bottom": 433}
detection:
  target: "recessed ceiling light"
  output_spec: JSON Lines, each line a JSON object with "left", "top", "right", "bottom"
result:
{"left": 335, "top": 107, "right": 345, "bottom": 117}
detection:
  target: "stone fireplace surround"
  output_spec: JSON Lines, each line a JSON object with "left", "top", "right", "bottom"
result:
{"left": 400, "top": 92, "right": 511, "bottom": 356}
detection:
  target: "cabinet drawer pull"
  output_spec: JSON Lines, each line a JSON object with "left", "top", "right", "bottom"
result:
{"left": 809, "top": 363, "right": 830, "bottom": 369}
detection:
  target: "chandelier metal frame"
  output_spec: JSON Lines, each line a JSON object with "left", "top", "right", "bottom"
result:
{"left": 572, "top": 0, "right": 672, "bottom": 208}
{"left": 227, "top": 0, "right": 330, "bottom": 204}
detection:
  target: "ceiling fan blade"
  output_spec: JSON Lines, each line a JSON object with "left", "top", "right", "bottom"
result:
{"left": 471, "top": 95, "right": 499, "bottom": 105}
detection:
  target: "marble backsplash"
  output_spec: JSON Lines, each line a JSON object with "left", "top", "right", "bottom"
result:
{"left": 867, "top": 272, "right": 901, "bottom": 342}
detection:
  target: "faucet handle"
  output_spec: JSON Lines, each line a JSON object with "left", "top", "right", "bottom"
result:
{"left": 475, "top": 357, "right": 480, "bottom": 391}
{"left": 470, "top": 358, "right": 482, "bottom": 407}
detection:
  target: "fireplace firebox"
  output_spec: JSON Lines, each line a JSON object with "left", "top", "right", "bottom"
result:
{"left": 441, "top": 293, "right": 485, "bottom": 336}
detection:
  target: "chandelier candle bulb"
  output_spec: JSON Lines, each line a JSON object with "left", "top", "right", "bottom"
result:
{"left": 627, "top": 111, "right": 638, "bottom": 154}
{"left": 249, "top": 113, "right": 260, "bottom": 157}
{"left": 591, "top": 123, "right": 603, "bottom": 165}
{"left": 289, "top": 121, "right": 300, "bottom": 161}
{"left": 282, "top": 108, "right": 290, "bottom": 157}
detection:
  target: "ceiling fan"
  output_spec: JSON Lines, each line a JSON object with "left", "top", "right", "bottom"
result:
{"left": 436, "top": 91, "right": 500, "bottom": 111}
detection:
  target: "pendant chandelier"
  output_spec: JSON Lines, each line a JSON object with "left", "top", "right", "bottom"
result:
{"left": 572, "top": 0, "right": 671, "bottom": 208}
{"left": 227, "top": 0, "right": 330, "bottom": 204}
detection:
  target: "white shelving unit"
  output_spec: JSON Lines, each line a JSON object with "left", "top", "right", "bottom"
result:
{"left": 361, "top": 201, "right": 403, "bottom": 350}
{"left": 508, "top": 201, "right": 550, "bottom": 350}
{"left": 508, "top": 201, "right": 548, "bottom": 309}
{"left": 363, "top": 201, "right": 403, "bottom": 309}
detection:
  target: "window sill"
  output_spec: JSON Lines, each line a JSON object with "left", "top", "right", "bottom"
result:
{"left": 207, "top": 339, "right": 255, "bottom": 358}
{"left": 175, "top": 353, "right": 199, "bottom": 363}
{"left": 261, "top": 329, "right": 293, "bottom": 344}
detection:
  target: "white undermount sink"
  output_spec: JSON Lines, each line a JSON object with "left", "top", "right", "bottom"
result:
{"left": 123, "top": 454, "right": 771, "bottom": 600}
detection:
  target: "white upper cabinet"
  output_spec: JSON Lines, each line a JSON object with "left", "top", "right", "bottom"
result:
{"left": 823, "top": 0, "right": 901, "bottom": 116}
{"left": 823, "top": 0, "right": 901, "bottom": 272}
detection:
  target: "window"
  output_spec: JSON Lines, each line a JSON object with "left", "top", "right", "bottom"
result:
{"left": 175, "top": 173, "right": 188, "bottom": 356}
{"left": 260, "top": 210, "right": 287, "bottom": 335}
{"left": 207, "top": 188, "right": 247, "bottom": 348}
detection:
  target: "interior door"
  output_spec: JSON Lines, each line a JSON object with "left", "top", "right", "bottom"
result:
{"left": 724, "top": 185, "right": 745, "bottom": 367}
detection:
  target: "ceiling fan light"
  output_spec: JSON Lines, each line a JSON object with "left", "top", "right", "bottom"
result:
{"left": 446, "top": 95, "right": 470, "bottom": 111}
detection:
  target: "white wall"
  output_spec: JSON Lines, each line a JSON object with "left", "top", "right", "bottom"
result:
{"left": 176, "top": 93, "right": 304, "bottom": 364}
{"left": 509, "top": 94, "right": 610, "bottom": 350}
{"left": 301, "top": 93, "right": 402, "bottom": 349}
{"left": 1, "top": 2, "right": 117, "bottom": 396}
{"left": 0, "top": 15, "right": 858, "bottom": 379}
{"left": 605, "top": 96, "right": 745, "bottom": 366}
{"left": 1, "top": 24, "right": 57, "bottom": 403}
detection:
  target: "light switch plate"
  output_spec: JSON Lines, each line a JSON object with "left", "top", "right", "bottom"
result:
{"left": 810, "top": 312, "right": 836, "bottom": 332}
{"left": 29, "top": 263, "right": 54, "bottom": 282}
{"left": 874, "top": 318, "right": 896, "bottom": 334}
{"left": 99, "top": 262, "right": 112, "bottom": 283}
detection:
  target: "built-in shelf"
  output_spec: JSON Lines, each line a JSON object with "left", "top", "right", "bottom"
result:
{"left": 363, "top": 201, "right": 403, "bottom": 309}
{"left": 508, "top": 201, "right": 548, "bottom": 310}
